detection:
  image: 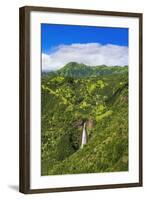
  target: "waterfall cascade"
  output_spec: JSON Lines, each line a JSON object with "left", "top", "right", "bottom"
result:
{"left": 81, "top": 123, "right": 87, "bottom": 148}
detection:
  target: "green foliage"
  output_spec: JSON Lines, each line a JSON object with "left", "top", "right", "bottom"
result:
{"left": 95, "top": 110, "right": 113, "bottom": 122}
{"left": 41, "top": 62, "right": 128, "bottom": 175}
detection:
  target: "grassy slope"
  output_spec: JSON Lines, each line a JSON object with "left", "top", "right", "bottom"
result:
{"left": 41, "top": 66, "right": 128, "bottom": 175}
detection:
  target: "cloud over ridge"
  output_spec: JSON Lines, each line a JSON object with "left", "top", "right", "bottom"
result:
{"left": 42, "top": 43, "right": 128, "bottom": 71}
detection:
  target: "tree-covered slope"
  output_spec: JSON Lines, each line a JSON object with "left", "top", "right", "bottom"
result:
{"left": 41, "top": 63, "right": 128, "bottom": 175}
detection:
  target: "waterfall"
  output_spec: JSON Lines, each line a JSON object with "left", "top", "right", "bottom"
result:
{"left": 81, "top": 123, "right": 87, "bottom": 148}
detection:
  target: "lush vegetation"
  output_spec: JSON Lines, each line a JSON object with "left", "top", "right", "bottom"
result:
{"left": 41, "top": 62, "right": 128, "bottom": 175}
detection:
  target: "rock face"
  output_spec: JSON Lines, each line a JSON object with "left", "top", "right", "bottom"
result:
{"left": 81, "top": 123, "right": 87, "bottom": 148}
{"left": 86, "top": 117, "right": 94, "bottom": 129}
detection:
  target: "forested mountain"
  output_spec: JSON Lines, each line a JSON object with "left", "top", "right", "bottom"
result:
{"left": 41, "top": 63, "right": 128, "bottom": 175}
{"left": 57, "top": 62, "right": 128, "bottom": 77}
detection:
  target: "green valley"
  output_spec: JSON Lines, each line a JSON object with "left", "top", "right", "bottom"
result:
{"left": 41, "top": 62, "right": 128, "bottom": 175}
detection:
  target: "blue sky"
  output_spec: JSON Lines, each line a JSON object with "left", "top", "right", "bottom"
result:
{"left": 41, "top": 24, "right": 128, "bottom": 71}
{"left": 41, "top": 24, "right": 128, "bottom": 53}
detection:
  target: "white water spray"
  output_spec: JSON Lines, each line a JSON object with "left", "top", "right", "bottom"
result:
{"left": 81, "top": 123, "right": 87, "bottom": 148}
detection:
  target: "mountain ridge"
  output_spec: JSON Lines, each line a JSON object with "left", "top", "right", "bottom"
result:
{"left": 42, "top": 62, "right": 128, "bottom": 77}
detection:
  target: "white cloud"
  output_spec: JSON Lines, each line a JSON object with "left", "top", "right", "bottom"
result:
{"left": 42, "top": 43, "right": 128, "bottom": 71}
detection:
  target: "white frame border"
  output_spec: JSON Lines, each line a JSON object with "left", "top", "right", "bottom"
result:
{"left": 30, "top": 11, "right": 140, "bottom": 189}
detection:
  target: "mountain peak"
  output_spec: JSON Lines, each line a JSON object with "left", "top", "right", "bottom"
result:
{"left": 57, "top": 62, "right": 92, "bottom": 77}
{"left": 64, "top": 62, "right": 86, "bottom": 68}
